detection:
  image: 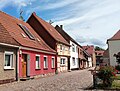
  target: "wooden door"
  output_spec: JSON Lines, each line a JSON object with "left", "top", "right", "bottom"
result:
{"left": 22, "top": 54, "right": 27, "bottom": 77}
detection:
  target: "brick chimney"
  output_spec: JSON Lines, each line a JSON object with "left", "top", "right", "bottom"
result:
{"left": 60, "top": 25, "right": 63, "bottom": 29}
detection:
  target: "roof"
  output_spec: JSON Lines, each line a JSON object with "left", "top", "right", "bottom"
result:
{"left": 55, "top": 25, "right": 82, "bottom": 47}
{"left": 29, "top": 13, "right": 69, "bottom": 46}
{"left": 0, "top": 11, "right": 56, "bottom": 53}
{"left": 108, "top": 30, "right": 120, "bottom": 41}
{"left": 0, "top": 23, "right": 19, "bottom": 46}
{"left": 82, "top": 45, "right": 95, "bottom": 55}
{"left": 103, "top": 49, "right": 109, "bottom": 58}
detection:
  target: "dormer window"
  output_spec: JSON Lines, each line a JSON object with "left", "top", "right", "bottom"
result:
{"left": 19, "top": 24, "right": 35, "bottom": 40}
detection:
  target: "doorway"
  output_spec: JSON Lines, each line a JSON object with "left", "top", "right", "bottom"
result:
{"left": 22, "top": 54, "right": 27, "bottom": 77}
{"left": 68, "top": 58, "right": 70, "bottom": 70}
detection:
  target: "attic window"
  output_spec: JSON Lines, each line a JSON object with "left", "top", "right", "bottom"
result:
{"left": 19, "top": 24, "right": 35, "bottom": 40}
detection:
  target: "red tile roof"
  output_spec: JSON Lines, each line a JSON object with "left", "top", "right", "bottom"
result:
{"left": 30, "top": 13, "right": 69, "bottom": 46}
{"left": 0, "top": 23, "right": 19, "bottom": 46}
{"left": 82, "top": 45, "right": 95, "bottom": 55}
{"left": 108, "top": 30, "right": 120, "bottom": 41}
{"left": 0, "top": 11, "right": 56, "bottom": 53}
{"left": 103, "top": 49, "right": 109, "bottom": 58}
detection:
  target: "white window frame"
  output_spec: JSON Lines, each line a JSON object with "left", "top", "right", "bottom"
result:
{"left": 72, "top": 44, "right": 75, "bottom": 52}
{"left": 35, "top": 54, "right": 40, "bottom": 69}
{"left": 4, "top": 51, "right": 14, "bottom": 69}
{"left": 51, "top": 57, "right": 55, "bottom": 68}
{"left": 44, "top": 56, "right": 48, "bottom": 69}
{"left": 60, "top": 58, "right": 66, "bottom": 66}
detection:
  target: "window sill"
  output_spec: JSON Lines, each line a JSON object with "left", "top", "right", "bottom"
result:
{"left": 4, "top": 68, "right": 14, "bottom": 70}
{"left": 35, "top": 68, "right": 41, "bottom": 70}
{"left": 43, "top": 68, "right": 48, "bottom": 70}
{"left": 51, "top": 67, "right": 55, "bottom": 69}
{"left": 60, "top": 64, "right": 66, "bottom": 67}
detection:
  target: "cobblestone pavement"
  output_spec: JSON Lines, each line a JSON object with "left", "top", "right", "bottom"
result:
{"left": 0, "top": 68, "right": 94, "bottom": 91}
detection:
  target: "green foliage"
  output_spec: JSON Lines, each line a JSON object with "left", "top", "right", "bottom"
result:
{"left": 97, "top": 66, "right": 116, "bottom": 87}
{"left": 95, "top": 46, "right": 105, "bottom": 51}
{"left": 115, "top": 65, "right": 120, "bottom": 71}
{"left": 112, "top": 80, "right": 120, "bottom": 89}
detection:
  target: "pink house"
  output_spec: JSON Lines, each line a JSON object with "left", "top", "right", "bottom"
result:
{"left": 0, "top": 11, "right": 56, "bottom": 81}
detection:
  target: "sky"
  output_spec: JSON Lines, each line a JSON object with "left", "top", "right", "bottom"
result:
{"left": 0, "top": 0, "right": 120, "bottom": 49}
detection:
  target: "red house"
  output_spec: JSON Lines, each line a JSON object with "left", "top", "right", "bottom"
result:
{"left": 27, "top": 13, "right": 70, "bottom": 73}
{"left": 83, "top": 45, "right": 96, "bottom": 67}
{"left": 0, "top": 11, "right": 56, "bottom": 81}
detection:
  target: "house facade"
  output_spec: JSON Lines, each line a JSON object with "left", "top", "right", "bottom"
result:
{"left": 102, "top": 49, "right": 109, "bottom": 66}
{"left": 18, "top": 49, "right": 56, "bottom": 79}
{"left": 70, "top": 41, "right": 79, "bottom": 70}
{"left": 0, "top": 11, "right": 56, "bottom": 82}
{"left": 82, "top": 48, "right": 92, "bottom": 68}
{"left": 27, "top": 13, "right": 70, "bottom": 73}
{"left": 55, "top": 25, "right": 80, "bottom": 70}
{"left": 107, "top": 30, "right": 120, "bottom": 66}
{"left": 78, "top": 46, "right": 86, "bottom": 69}
{"left": 83, "top": 45, "right": 96, "bottom": 67}
{"left": 95, "top": 50, "right": 104, "bottom": 66}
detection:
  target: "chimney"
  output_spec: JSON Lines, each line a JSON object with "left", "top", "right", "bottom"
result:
{"left": 60, "top": 25, "right": 63, "bottom": 29}
{"left": 33, "top": 12, "right": 36, "bottom": 15}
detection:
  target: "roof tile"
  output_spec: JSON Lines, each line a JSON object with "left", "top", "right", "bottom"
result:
{"left": 0, "top": 11, "right": 56, "bottom": 53}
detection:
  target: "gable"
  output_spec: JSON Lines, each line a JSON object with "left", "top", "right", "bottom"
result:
{"left": 27, "top": 13, "right": 70, "bottom": 46}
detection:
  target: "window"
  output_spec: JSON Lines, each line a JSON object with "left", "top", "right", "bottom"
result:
{"left": 80, "top": 49, "right": 83, "bottom": 54}
{"left": 60, "top": 58, "right": 65, "bottom": 65}
{"left": 4, "top": 51, "right": 13, "bottom": 69}
{"left": 51, "top": 57, "right": 55, "bottom": 68}
{"left": 19, "top": 24, "right": 35, "bottom": 40}
{"left": 44, "top": 56, "right": 48, "bottom": 68}
{"left": 36, "top": 55, "right": 40, "bottom": 69}
{"left": 72, "top": 44, "right": 75, "bottom": 52}
{"left": 60, "top": 45, "right": 62, "bottom": 51}
{"left": 63, "top": 45, "right": 65, "bottom": 51}
{"left": 72, "top": 57, "right": 75, "bottom": 66}
{"left": 76, "top": 46, "right": 78, "bottom": 52}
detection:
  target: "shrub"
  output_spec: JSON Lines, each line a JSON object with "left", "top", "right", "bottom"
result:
{"left": 115, "top": 65, "right": 120, "bottom": 72}
{"left": 97, "top": 66, "right": 116, "bottom": 87}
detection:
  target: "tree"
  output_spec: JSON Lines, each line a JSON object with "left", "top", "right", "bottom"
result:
{"left": 95, "top": 46, "right": 105, "bottom": 51}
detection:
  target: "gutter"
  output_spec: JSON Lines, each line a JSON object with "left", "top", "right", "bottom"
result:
{"left": 19, "top": 46, "right": 56, "bottom": 55}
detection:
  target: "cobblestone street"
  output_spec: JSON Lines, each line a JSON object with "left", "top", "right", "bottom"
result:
{"left": 0, "top": 68, "right": 93, "bottom": 91}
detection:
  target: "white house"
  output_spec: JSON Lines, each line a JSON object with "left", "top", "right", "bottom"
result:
{"left": 55, "top": 25, "right": 81, "bottom": 70}
{"left": 88, "top": 57, "right": 92, "bottom": 67}
{"left": 70, "top": 41, "right": 79, "bottom": 70}
{"left": 107, "top": 30, "right": 120, "bottom": 67}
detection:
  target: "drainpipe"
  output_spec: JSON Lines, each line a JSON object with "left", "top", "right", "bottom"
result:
{"left": 16, "top": 47, "right": 20, "bottom": 81}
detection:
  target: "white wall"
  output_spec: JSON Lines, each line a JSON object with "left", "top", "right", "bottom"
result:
{"left": 70, "top": 41, "right": 79, "bottom": 69}
{"left": 88, "top": 57, "right": 92, "bottom": 67}
{"left": 108, "top": 40, "right": 120, "bottom": 67}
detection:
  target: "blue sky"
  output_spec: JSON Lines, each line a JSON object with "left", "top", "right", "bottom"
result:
{"left": 0, "top": 0, "right": 120, "bottom": 49}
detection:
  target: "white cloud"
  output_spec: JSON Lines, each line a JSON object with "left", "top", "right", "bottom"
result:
{"left": 50, "top": 0, "right": 120, "bottom": 49}
{"left": 0, "top": 0, "right": 35, "bottom": 9}
{"left": 1, "top": 0, "right": 120, "bottom": 49}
